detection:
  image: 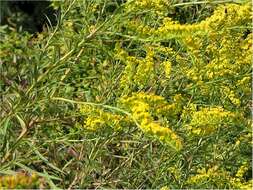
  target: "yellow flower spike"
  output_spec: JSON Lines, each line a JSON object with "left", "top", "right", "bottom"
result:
{"left": 163, "top": 60, "right": 172, "bottom": 79}
{"left": 186, "top": 166, "right": 238, "bottom": 187}
{"left": 160, "top": 186, "right": 170, "bottom": 190}
{"left": 79, "top": 105, "right": 125, "bottom": 131}
{"left": 236, "top": 162, "right": 249, "bottom": 179}
{"left": 187, "top": 106, "right": 239, "bottom": 135}
{"left": 119, "top": 92, "right": 183, "bottom": 151}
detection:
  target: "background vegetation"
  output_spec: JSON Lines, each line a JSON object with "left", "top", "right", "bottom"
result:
{"left": 0, "top": 0, "right": 252, "bottom": 189}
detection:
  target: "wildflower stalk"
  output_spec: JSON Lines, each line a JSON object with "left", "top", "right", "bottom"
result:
{"left": 173, "top": 0, "right": 243, "bottom": 7}
{"left": 50, "top": 97, "right": 141, "bottom": 128}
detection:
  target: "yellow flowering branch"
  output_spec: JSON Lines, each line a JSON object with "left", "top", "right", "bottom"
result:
{"left": 50, "top": 97, "right": 141, "bottom": 128}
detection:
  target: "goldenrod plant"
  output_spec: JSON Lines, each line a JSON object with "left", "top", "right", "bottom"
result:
{"left": 0, "top": 172, "right": 44, "bottom": 189}
{"left": 0, "top": 0, "right": 252, "bottom": 188}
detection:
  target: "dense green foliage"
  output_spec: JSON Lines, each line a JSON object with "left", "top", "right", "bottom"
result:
{"left": 0, "top": 0, "right": 252, "bottom": 189}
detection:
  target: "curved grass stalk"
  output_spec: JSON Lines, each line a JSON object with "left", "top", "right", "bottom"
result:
{"left": 50, "top": 97, "right": 141, "bottom": 128}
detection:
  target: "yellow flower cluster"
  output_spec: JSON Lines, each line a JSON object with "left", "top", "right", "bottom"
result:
{"left": 156, "top": 17, "right": 207, "bottom": 37}
{"left": 153, "top": 3, "right": 251, "bottom": 37}
{"left": 79, "top": 105, "right": 125, "bottom": 131}
{"left": 236, "top": 75, "right": 252, "bottom": 98}
{"left": 119, "top": 55, "right": 141, "bottom": 92}
{"left": 168, "top": 166, "right": 182, "bottom": 181}
{"left": 118, "top": 46, "right": 176, "bottom": 93}
{"left": 177, "top": 4, "right": 251, "bottom": 106}
{"left": 0, "top": 172, "right": 41, "bottom": 189}
{"left": 134, "top": 48, "right": 155, "bottom": 89}
{"left": 162, "top": 60, "right": 172, "bottom": 79}
{"left": 119, "top": 92, "right": 183, "bottom": 150}
{"left": 187, "top": 107, "right": 236, "bottom": 135}
{"left": 235, "top": 162, "right": 249, "bottom": 179}
{"left": 232, "top": 179, "right": 253, "bottom": 190}
{"left": 222, "top": 86, "right": 241, "bottom": 106}
{"left": 186, "top": 165, "right": 252, "bottom": 189}
{"left": 160, "top": 186, "right": 170, "bottom": 190}
{"left": 186, "top": 166, "right": 226, "bottom": 186}
{"left": 77, "top": 92, "right": 183, "bottom": 150}
{"left": 125, "top": 0, "right": 168, "bottom": 14}
{"left": 124, "top": 2, "right": 252, "bottom": 93}
{"left": 118, "top": 3, "right": 251, "bottom": 119}
{"left": 120, "top": 48, "right": 157, "bottom": 91}
{"left": 204, "top": 3, "right": 252, "bottom": 30}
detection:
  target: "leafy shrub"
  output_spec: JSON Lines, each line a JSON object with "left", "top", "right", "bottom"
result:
{"left": 0, "top": 0, "right": 252, "bottom": 189}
